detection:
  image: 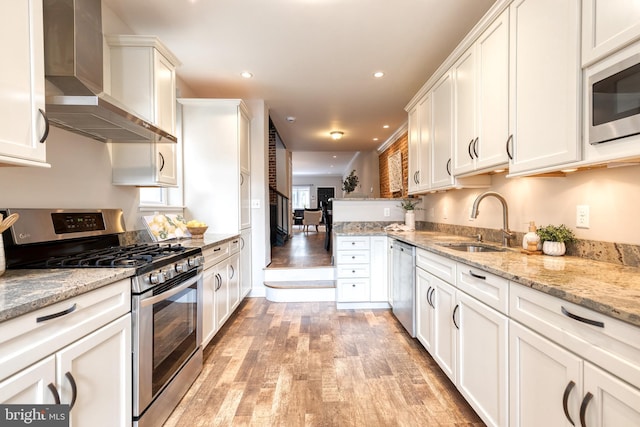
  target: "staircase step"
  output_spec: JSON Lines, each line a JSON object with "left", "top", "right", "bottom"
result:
{"left": 264, "top": 280, "right": 336, "bottom": 290}
{"left": 264, "top": 266, "right": 335, "bottom": 282}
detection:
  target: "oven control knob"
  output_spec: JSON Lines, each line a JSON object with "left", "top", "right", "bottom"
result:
{"left": 175, "top": 261, "right": 189, "bottom": 273}
{"left": 188, "top": 257, "right": 200, "bottom": 267}
{"left": 163, "top": 268, "right": 176, "bottom": 280}
{"left": 149, "top": 271, "right": 165, "bottom": 285}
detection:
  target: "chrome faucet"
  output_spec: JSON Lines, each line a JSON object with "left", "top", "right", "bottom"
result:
{"left": 470, "top": 191, "right": 515, "bottom": 247}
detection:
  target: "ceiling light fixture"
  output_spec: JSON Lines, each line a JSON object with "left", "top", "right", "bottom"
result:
{"left": 240, "top": 71, "right": 253, "bottom": 78}
{"left": 373, "top": 71, "right": 385, "bottom": 78}
{"left": 383, "top": 125, "right": 390, "bottom": 129}
{"left": 330, "top": 131, "right": 344, "bottom": 140}
{"left": 373, "top": 138, "right": 379, "bottom": 141}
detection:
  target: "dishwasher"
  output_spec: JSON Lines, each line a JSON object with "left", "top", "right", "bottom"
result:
{"left": 391, "top": 239, "right": 416, "bottom": 337}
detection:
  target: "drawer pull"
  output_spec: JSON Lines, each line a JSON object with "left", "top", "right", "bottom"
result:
{"left": 579, "top": 392, "right": 593, "bottom": 427}
{"left": 562, "top": 380, "right": 576, "bottom": 426}
{"left": 48, "top": 383, "right": 61, "bottom": 404}
{"left": 214, "top": 247, "right": 222, "bottom": 252}
{"left": 65, "top": 371, "right": 78, "bottom": 410}
{"left": 452, "top": 304, "right": 460, "bottom": 329}
{"left": 351, "top": 256, "right": 356, "bottom": 259}
{"left": 561, "top": 306, "right": 604, "bottom": 328}
{"left": 469, "top": 270, "right": 486, "bottom": 280}
{"left": 36, "top": 303, "right": 77, "bottom": 323}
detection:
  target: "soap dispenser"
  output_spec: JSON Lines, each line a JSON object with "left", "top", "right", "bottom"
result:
{"left": 522, "top": 221, "right": 541, "bottom": 251}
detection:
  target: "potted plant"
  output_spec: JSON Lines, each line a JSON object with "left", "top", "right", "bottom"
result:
{"left": 536, "top": 224, "right": 576, "bottom": 256}
{"left": 398, "top": 198, "right": 422, "bottom": 229}
{"left": 342, "top": 170, "right": 359, "bottom": 195}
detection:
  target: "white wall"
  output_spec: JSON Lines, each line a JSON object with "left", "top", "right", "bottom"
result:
{"left": 343, "top": 150, "right": 380, "bottom": 197}
{"left": 292, "top": 175, "right": 342, "bottom": 209}
{"left": 416, "top": 165, "right": 640, "bottom": 245}
{"left": 0, "top": 127, "right": 141, "bottom": 229}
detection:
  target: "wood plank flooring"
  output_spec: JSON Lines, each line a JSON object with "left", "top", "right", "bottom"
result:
{"left": 269, "top": 228, "right": 332, "bottom": 268}
{"left": 164, "top": 298, "right": 484, "bottom": 426}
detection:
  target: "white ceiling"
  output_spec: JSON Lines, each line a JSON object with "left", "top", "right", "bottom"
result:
{"left": 103, "top": 0, "right": 495, "bottom": 176}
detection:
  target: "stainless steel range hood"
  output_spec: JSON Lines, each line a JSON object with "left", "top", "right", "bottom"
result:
{"left": 43, "top": 0, "right": 177, "bottom": 143}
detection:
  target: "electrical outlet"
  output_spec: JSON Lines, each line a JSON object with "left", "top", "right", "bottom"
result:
{"left": 443, "top": 207, "right": 448, "bottom": 220}
{"left": 251, "top": 199, "right": 260, "bottom": 209}
{"left": 384, "top": 208, "right": 390, "bottom": 217}
{"left": 576, "top": 205, "right": 590, "bottom": 229}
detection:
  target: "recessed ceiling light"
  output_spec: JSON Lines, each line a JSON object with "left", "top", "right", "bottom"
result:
{"left": 332, "top": 155, "right": 337, "bottom": 158}
{"left": 383, "top": 125, "right": 390, "bottom": 129}
{"left": 373, "top": 138, "right": 379, "bottom": 141}
{"left": 373, "top": 71, "right": 385, "bottom": 78}
{"left": 240, "top": 71, "right": 253, "bottom": 78}
{"left": 330, "top": 131, "right": 344, "bottom": 140}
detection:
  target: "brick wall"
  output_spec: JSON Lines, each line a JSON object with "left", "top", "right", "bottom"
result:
{"left": 378, "top": 131, "right": 408, "bottom": 198}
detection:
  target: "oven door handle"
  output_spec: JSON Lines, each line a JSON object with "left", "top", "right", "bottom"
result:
{"left": 140, "top": 273, "right": 202, "bottom": 308}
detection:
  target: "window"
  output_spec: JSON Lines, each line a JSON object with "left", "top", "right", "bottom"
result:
{"left": 292, "top": 186, "right": 310, "bottom": 209}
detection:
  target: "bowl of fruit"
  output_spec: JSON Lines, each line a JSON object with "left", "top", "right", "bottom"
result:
{"left": 186, "top": 220, "right": 208, "bottom": 239}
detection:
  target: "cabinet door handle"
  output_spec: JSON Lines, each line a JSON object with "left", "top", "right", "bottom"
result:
{"left": 47, "top": 383, "right": 61, "bottom": 404}
{"left": 158, "top": 152, "right": 165, "bottom": 172}
{"left": 429, "top": 288, "right": 436, "bottom": 309}
{"left": 562, "top": 380, "right": 576, "bottom": 426}
{"left": 446, "top": 158, "right": 452, "bottom": 176}
{"left": 229, "top": 265, "right": 235, "bottom": 279}
{"left": 65, "top": 371, "right": 77, "bottom": 410}
{"left": 469, "top": 270, "right": 486, "bottom": 280}
{"left": 452, "top": 304, "right": 460, "bottom": 329}
{"left": 240, "top": 237, "right": 245, "bottom": 249}
{"left": 473, "top": 137, "right": 479, "bottom": 158}
{"left": 240, "top": 173, "right": 244, "bottom": 185}
{"left": 467, "top": 139, "right": 475, "bottom": 159}
{"left": 505, "top": 134, "right": 514, "bottom": 160}
{"left": 39, "top": 109, "right": 50, "bottom": 143}
{"left": 426, "top": 286, "right": 432, "bottom": 307}
{"left": 579, "top": 392, "right": 593, "bottom": 427}
{"left": 561, "top": 306, "right": 604, "bottom": 328}
{"left": 36, "top": 304, "right": 77, "bottom": 323}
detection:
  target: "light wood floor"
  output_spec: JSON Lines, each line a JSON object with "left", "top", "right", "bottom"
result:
{"left": 269, "top": 227, "right": 332, "bottom": 268}
{"left": 164, "top": 298, "right": 484, "bottom": 426}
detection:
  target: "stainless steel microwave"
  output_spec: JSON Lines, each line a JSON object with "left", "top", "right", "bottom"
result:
{"left": 587, "top": 42, "right": 640, "bottom": 145}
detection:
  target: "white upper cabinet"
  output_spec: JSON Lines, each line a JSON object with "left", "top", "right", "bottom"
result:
{"left": 453, "top": 9, "right": 510, "bottom": 176}
{"left": 582, "top": 0, "right": 640, "bottom": 66}
{"left": 107, "top": 35, "right": 181, "bottom": 187}
{"left": 431, "top": 71, "right": 455, "bottom": 189}
{"left": 0, "top": 0, "right": 49, "bottom": 167}
{"left": 507, "top": 0, "right": 582, "bottom": 176}
{"left": 408, "top": 93, "right": 432, "bottom": 194}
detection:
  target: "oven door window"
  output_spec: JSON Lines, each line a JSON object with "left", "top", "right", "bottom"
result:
{"left": 152, "top": 280, "right": 198, "bottom": 396}
{"left": 592, "top": 62, "right": 640, "bottom": 126}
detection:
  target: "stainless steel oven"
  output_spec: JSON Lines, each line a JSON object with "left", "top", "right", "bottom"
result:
{"left": 132, "top": 268, "right": 203, "bottom": 427}
{"left": 587, "top": 41, "right": 640, "bottom": 144}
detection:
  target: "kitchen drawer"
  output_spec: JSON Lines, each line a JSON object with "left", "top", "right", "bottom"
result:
{"left": 229, "top": 237, "right": 241, "bottom": 254}
{"left": 203, "top": 242, "right": 230, "bottom": 269}
{"left": 336, "top": 264, "right": 370, "bottom": 279}
{"left": 510, "top": 283, "right": 640, "bottom": 389}
{"left": 336, "top": 250, "right": 369, "bottom": 265}
{"left": 337, "top": 279, "right": 370, "bottom": 302}
{"left": 0, "top": 279, "right": 131, "bottom": 382}
{"left": 336, "top": 236, "right": 370, "bottom": 251}
{"left": 416, "top": 248, "right": 456, "bottom": 284}
{"left": 457, "top": 262, "right": 509, "bottom": 314}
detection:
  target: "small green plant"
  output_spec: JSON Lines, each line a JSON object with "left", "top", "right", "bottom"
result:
{"left": 536, "top": 224, "right": 576, "bottom": 243}
{"left": 399, "top": 199, "right": 422, "bottom": 211}
{"left": 342, "top": 170, "right": 359, "bottom": 193}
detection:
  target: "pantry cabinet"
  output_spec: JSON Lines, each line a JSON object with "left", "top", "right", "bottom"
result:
{"left": 108, "top": 35, "right": 181, "bottom": 187}
{"left": 0, "top": 0, "right": 49, "bottom": 167}
{"left": 453, "top": 9, "right": 510, "bottom": 176}
{"left": 0, "top": 280, "right": 131, "bottom": 427}
{"left": 507, "top": 0, "right": 581, "bottom": 175}
{"left": 582, "top": 0, "right": 640, "bottom": 66}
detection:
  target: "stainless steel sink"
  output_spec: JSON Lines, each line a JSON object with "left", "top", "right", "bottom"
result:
{"left": 437, "top": 243, "right": 506, "bottom": 253}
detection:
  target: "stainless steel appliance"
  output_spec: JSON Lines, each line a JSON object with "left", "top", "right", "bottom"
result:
{"left": 42, "top": 0, "right": 177, "bottom": 144}
{"left": 587, "top": 41, "right": 640, "bottom": 145}
{"left": 391, "top": 239, "right": 416, "bottom": 337}
{"left": 1, "top": 208, "right": 203, "bottom": 427}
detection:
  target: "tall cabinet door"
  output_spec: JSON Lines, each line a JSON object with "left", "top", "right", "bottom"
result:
{"left": 453, "top": 47, "right": 477, "bottom": 175}
{"left": 415, "top": 268, "right": 435, "bottom": 353}
{"left": 0, "top": 0, "right": 47, "bottom": 166}
{"left": 433, "top": 278, "right": 457, "bottom": 383}
{"left": 510, "top": 321, "right": 582, "bottom": 427}
{"left": 56, "top": 315, "right": 131, "bottom": 427}
{"left": 508, "top": 0, "right": 581, "bottom": 174}
{"left": 431, "top": 72, "right": 454, "bottom": 189}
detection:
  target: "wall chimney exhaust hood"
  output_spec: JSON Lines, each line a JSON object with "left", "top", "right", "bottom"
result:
{"left": 43, "top": 0, "right": 177, "bottom": 144}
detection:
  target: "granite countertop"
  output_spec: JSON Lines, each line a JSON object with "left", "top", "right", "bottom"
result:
{"left": 0, "top": 268, "right": 135, "bottom": 323}
{"left": 337, "top": 229, "right": 640, "bottom": 328}
{"left": 0, "top": 233, "right": 239, "bottom": 324}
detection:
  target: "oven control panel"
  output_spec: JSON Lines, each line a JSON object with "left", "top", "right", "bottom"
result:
{"left": 136, "top": 254, "right": 205, "bottom": 290}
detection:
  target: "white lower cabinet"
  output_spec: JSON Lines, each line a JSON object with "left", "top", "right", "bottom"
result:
{"left": 433, "top": 278, "right": 457, "bottom": 383}
{"left": 415, "top": 266, "right": 435, "bottom": 353}
{"left": 583, "top": 362, "right": 640, "bottom": 427}
{"left": 0, "top": 279, "right": 132, "bottom": 427}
